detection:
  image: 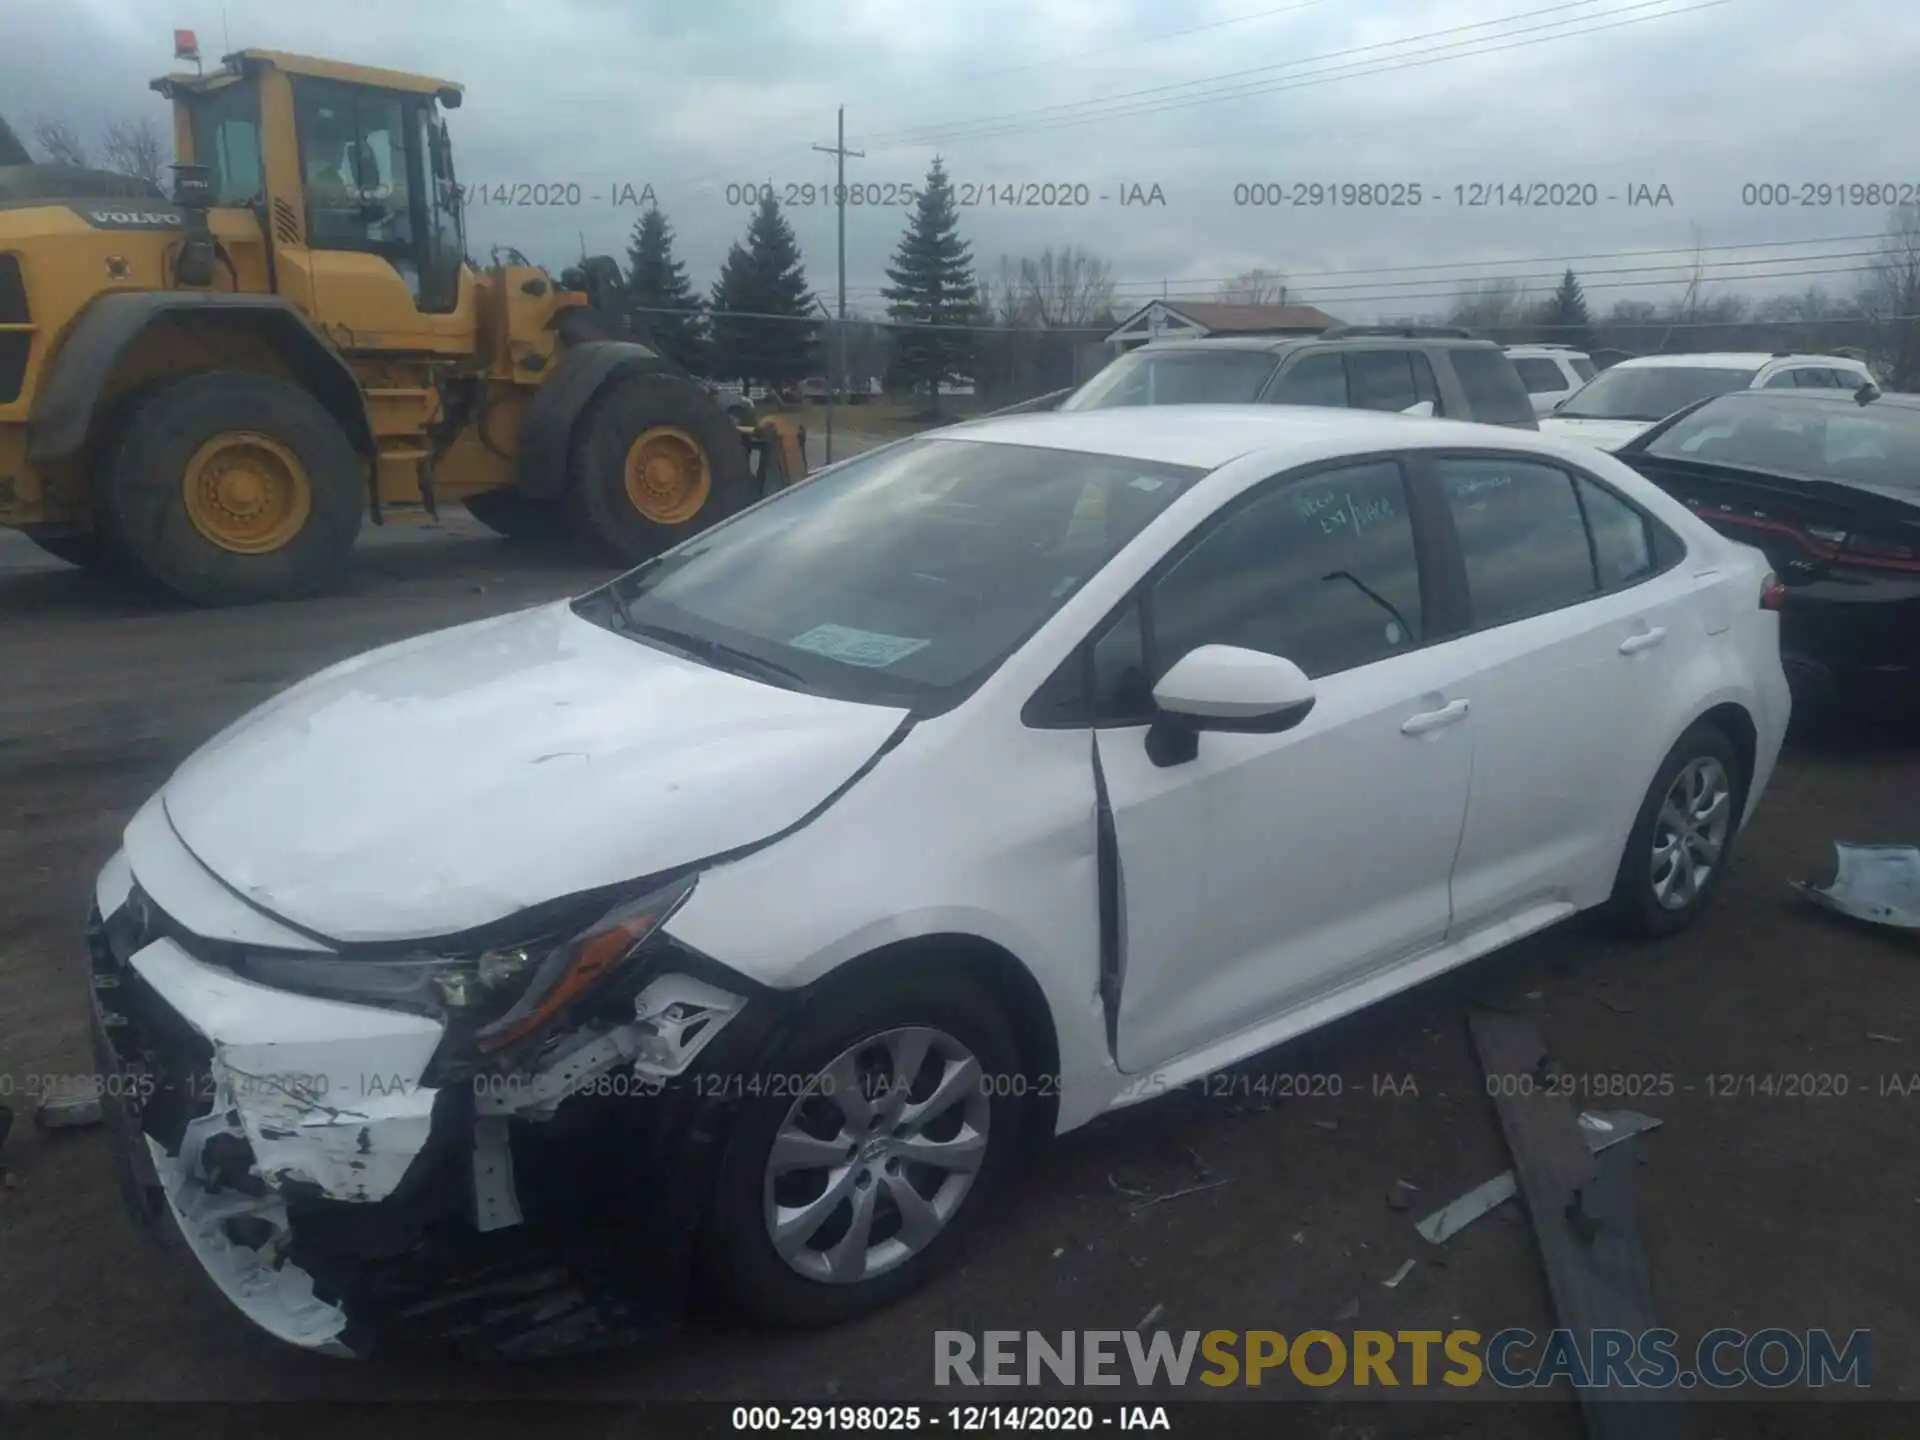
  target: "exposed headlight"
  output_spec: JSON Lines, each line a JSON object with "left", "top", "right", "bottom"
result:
{"left": 238, "top": 872, "right": 700, "bottom": 1056}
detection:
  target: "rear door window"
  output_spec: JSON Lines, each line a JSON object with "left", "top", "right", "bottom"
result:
{"left": 1347, "top": 350, "right": 1424, "bottom": 412}
{"left": 1267, "top": 351, "right": 1349, "bottom": 407}
{"left": 1514, "top": 357, "right": 1567, "bottom": 394}
{"left": 1438, "top": 456, "right": 1598, "bottom": 627}
{"left": 1447, "top": 348, "right": 1537, "bottom": 425}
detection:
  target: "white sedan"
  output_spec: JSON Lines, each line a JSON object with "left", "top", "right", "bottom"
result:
{"left": 85, "top": 406, "right": 1790, "bottom": 1356}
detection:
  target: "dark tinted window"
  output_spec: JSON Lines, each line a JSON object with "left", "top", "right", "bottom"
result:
{"left": 1514, "top": 357, "right": 1568, "bottom": 393}
{"left": 1089, "top": 603, "right": 1152, "bottom": 722}
{"left": 188, "top": 79, "right": 264, "bottom": 207}
{"left": 1575, "top": 475, "right": 1655, "bottom": 587}
{"left": 1142, "top": 461, "right": 1424, "bottom": 683}
{"left": 1572, "top": 358, "right": 1597, "bottom": 382}
{"left": 1762, "top": 369, "right": 1799, "bottom": 389}
{"left": 1448, "top": 347, "right": 1537, "bottom": 424}
{"left": 1648, "top": 395, "right": 1920, "bottom": 492}
{"left": 1267, "top": 351, "right": 1348, "bottom": 406}
{"left": 1348, "top": 350, "right": 1427, "bottom": 411}
{"left": 1792, "top": 368, "right": 1837, "bottom": 388}
{"left": 1439, "top": 457, "right": 1597, "bottom": 627}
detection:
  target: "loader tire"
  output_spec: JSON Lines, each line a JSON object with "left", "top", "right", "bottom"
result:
{"left": 462, "top": 489, "right": 566, "bottom": 544}
{"left": 99, "top": 371, "right": 364, "bottom": 607}
{"left": 24, "top": 532, "right": 125, "bottom": 573}
{"left": 561, "top": 372, "right": 755, "bottom": 567}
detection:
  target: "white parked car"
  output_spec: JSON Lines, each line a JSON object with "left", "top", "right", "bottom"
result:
{"left": 1506, "top": 344, "right": 1597, "bottom": 415}
{"left": 1540, "top": 351, "right": 1880, "bottom": 451}
{"left": 86, "top": 406, "right": 1790, "bottom": 1357}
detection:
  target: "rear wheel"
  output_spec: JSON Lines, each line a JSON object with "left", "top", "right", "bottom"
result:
{"left": 704, "top": 969, "right": 1024, "bottom": 1327}
{"left": 561, "top": 373, "right": 754, "bottom": 566}
{"left": 1604, "top": 721, "right": 1745, "bottom": 938}
{"left": 461, "top": 489, "right": 566, "bottom": 544}
{"left": 97, "top": 371, "right": 364, "bottom": 606}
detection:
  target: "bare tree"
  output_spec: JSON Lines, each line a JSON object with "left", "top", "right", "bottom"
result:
{"left": 1857, "top": 204, "right": 1920, "bottom": 389}
{"left": 1213, "top": 267, "right": 1287, "bottom": 305}
{"left": 31, "top": 114, "right": 89, "bottom": 167}
{"left": 101, "top": 117, "right": 167, "bottom": 188}
{"left": 1447, "top": 277, "right": 1534, "bottom": 333}
{"left": 995, "top": 246, "right": 1115, "bottom": 329}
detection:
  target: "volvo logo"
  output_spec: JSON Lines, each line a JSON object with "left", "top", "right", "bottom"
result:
{"left": 73, "top": 208, "right": 185, "bottom": 230}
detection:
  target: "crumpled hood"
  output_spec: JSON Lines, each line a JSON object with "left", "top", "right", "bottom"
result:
{"left": 1536, "top": 416, "right": 1655, "bottom": 451}
{"left": 158, "top": 601, "right": 908, "bottom": 944}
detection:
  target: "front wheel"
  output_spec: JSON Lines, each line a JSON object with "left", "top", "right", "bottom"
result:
{"left": 562, "top": 372, "right": 755, "bottom": 566}
{"left": 1604, "top": 721, "right": 1745, "bottom": 938}
{"left": 704, "top": 970, "right": 1024, "bottom": 1327}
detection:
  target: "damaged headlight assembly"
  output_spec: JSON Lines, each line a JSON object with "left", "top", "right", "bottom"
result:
{"left": 234, "top": 871, "right": 742, "bottom": 1081}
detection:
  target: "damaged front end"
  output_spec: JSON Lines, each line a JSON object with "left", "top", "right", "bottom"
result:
{"left": 87, "top": 857, "right": 779, "bottom": 1360}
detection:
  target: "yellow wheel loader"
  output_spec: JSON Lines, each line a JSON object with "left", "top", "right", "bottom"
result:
{"left": 0, "top": 49, "right": 805, "bottom": 606}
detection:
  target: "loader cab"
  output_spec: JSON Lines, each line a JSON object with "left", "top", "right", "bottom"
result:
{"left": 162, "top": 50, "right": 473, "bottom": 348}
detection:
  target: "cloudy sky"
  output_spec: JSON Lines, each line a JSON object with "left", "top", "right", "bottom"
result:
{"left": 6, "top": 0, "right": 1916, "bottom": 324}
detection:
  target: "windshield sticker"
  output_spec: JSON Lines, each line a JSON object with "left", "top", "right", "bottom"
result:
{"left": 789, "top": 623, "right": 932, "bottom": 668}
{"left": 1128, "top": 476, "right": 1166, "bottom": 492}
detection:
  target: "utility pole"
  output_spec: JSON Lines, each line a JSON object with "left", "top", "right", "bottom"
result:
{"left": 812, "top": 107, "right": 863, "bottom": 464}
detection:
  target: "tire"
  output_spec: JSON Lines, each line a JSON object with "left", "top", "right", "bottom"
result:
{"left": 704, "top": 968, "right": 1025, "bottom": 1328}
{"left": 23, "top": 532, "right": 124, "bottom": 573}
{"left": 96, "top": 370, "right": 364, "bottom": 606}
{"left": 1604, "top": 721, "right": 1746, "bottom": 938}
{"left": 462, "top": 489, "right": 566, "bottom": 544}
{"left": 560, "top": 372, "right": 754, "bottom": 567}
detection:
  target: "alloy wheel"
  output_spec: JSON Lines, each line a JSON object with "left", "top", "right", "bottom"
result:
{"left": 1650, "top": 755, "right": 1732, "bottom": 910}
{"left": 763, "top": 1026, "right": 990, "bottom": 1285}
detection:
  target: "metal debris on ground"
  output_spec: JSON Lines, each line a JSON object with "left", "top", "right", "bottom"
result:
{"left": 1136, "top": 1303, "right": 1166, "bottom": 1330}
{"left": 1126, "top": 1179, "right": 1230, "bottom": 1214}
{"left": 1382, "top": 1259, "right": 1416, "bottom": 1289}
{"left": 1793, "top": 842, "right": 1920, "bottom": 930}
{"left": 1868, "top": 1033, "right": 1905, "bottom": 1044}
{"left": 1311, "top": 1119, "right": 1339, "bottom": 1131}
{"left": 1335, "top": 1297, "right": 1361, "bottom": 1321}
{"left": 1415, "top": 1109, "right": 1664, "bottom": 1245}
{"left": 35, "top": 1093, "right": 103, "bottom": 1131}
{"left": 1107, "top": 1174, "right": 1154, "bottom": 1199}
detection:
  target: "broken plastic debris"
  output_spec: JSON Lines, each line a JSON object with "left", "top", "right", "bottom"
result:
{"left": 1414, "top": 1109, "right": 1663, "bottom": 1245}
{"left": 1383, "top": 1259, "right": 1416, "bottom": 1288}
{"left": 35, "top": 1095, "right": 103, "bottom": 1131}
{"left": 1793, "top": 843, "right": 1920, "bottom": 930}
{"left": 1136, "top": 1303, "right": 1167, "bottom": 1330}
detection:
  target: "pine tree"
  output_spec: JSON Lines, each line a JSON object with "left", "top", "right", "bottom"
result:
{"left": 881, "top": 157, "right": 981, "bottom": 409}
{"left": 1540, "top": 268, "right": 1596, "bottom": 350}
{"left": 709, "top": 196, "right": 817, "bottom": 390}
{"left": 624, "top": 206, "right": 708, "bottom": 374}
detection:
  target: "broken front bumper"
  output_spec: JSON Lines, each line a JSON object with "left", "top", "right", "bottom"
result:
{"left": 86, "top": 861, "right": 780, "bottom": 1360}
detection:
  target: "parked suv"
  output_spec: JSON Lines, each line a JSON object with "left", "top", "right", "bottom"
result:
{"left": 1044, "top": 327, "right": 1540, "bottom": 428}
{"left": 1506, "top": 344, "right": 1597, "bottom": 415}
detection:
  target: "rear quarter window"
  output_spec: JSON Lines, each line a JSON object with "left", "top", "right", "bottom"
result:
{"left": 1447, "top": 348, "right": 1537, "bottom": 425}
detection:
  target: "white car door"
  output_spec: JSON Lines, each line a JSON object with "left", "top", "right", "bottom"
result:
{"left": 1418, "top": 453, "right": 1696, "bottom": 930}
{"left": 1087, "top": 458, "right": 1476, "bottom": 1074}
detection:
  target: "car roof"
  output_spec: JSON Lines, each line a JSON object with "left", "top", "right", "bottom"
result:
{"left": 1129, "top": 332, "right": 1500, "bottom": 355}
{"left": 1505, "top": 345, "right": 1589, "bottom": 357}
{"left": 927, "top": 405, "right": 1556, "bottom": 471}
{"left": 1610, "top": 352, "right": 1864, "bottom": 370}
{"left": 1691, "top": 388, "right": 1919, "bottom": 412}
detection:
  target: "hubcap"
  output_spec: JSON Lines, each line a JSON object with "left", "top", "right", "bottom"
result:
{"left": 763, "top": 1026, "right": 990, "bottom": 1285}
{"left": 181, "top": 432, "right": 312, "bottom": 554}
{"left": 1650, "top": 755, "right": 1732, "bottom": 910}
{"left": 622, "top": 426, "right": 711, "bottom": 524}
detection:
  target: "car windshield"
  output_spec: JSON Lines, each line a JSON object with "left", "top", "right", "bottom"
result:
{"left": 1644, "top": 396, "right": 1920, "bottom": 493}
{"left": 1060, "top": 349, "right": 1281, "bottom": 410}
{"left": 1556, "top": 364, "right": 1759, "bottom": 421}
{"left": 575, "top": 437, "right": 1204, "bottom": 712}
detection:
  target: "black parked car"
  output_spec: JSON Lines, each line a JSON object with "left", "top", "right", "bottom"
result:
{"left": 1615, "top": 387, "right": 1920, "bottom": 721}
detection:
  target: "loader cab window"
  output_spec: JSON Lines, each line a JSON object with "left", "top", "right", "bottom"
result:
{"left": 187, "top": 79, "right": 264, "bottom": 207}
{"left": 293, "top": 77, "right": 443, "bottom": 299}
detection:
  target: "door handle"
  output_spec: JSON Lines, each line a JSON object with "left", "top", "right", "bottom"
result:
{"left": 1619, "top": 626, "right": 1668, "bottom": 655}
{"left": 1401, "top": 698, "right": 1470, "bottom": 735}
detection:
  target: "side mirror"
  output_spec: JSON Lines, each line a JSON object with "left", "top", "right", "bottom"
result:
{"left": 1145, "top": 645, "right": 1317, "bottom": 767}
{"left": 1401, "top": 399, "right": 1435, "bottom": 418}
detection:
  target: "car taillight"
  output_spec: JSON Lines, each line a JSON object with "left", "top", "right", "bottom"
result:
{"left": 1760, "top": 573, "right": 1787, "bottom": 610}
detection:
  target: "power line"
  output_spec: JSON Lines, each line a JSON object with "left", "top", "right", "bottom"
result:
{"left": 857, "top": 0, "right": 1722, "bottom": 150}
{"left": 861, "top": 0, "right": 1625, "bottom": 146}
{"left": 955, "top": 0, "right": 1338, "bottom": 82}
